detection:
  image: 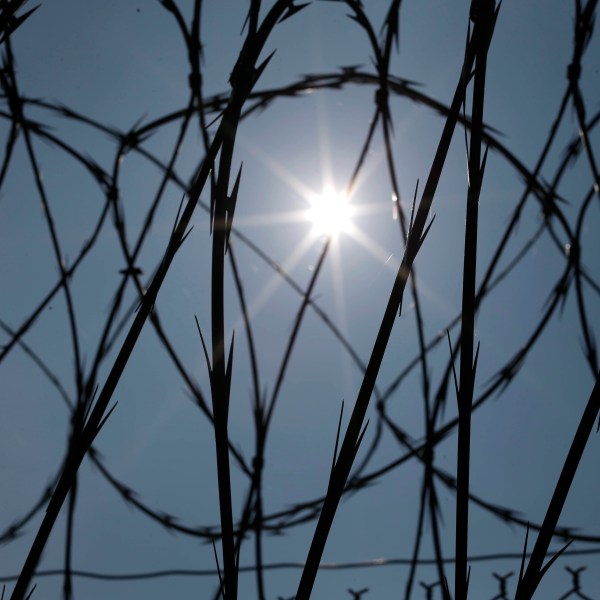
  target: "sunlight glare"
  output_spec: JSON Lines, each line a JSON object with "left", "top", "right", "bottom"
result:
{"left": 306, "top": 187, "right": 353, "bottom": 238}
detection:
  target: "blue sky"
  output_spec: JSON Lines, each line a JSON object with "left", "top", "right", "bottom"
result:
{"left": 1, "top": 1, "right": 600, "bottom": 599}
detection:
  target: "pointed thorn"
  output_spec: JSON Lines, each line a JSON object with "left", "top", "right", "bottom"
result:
{"left": 172, "top": 193, "right": 186, "bottom": 236}
{"left": 355, "top": 418, "right": 370, "bottom": 452}
{"left": 177, "top": 225, "right": 194, "bottom": 251}
{"left": 97, "top": 401, "right": 118, "bottom": 434}
{"left": 0, "top": 4, "right": 40, "bottom": 41}
{"left": 382, "top": 9, "right": 401, "bottom": 52}
{"left": 206, "top": 109, "right": 225, "bottom": 130}
{"left": 472, "top": 340, "right": 481, "bottom": 377}
{"left": 194, "top": 316, "right": 213, "bottom": 376}
{"left": 538, "top": 538, "right": 573, "bottom": 580}
{"left": 211, "top": 538, "right": 225, "bottom": 596}
{"left": 447, "top": 331, "right": 460, "bottom": 401}
{"left": 210, "top": 173, "right": 217, "bottom": 235}
{"left": 332, "top": 400, "right": 345, "bottom": 472}
{"left": 443, "top": 577, "right": 451, "bottom": 600}
{"left": 240, "top": 6, "right": 250, "bottom": 35}
{"left": 518, "top": 522, "right": 530, "bottom": 585}
{"left": 408, "top": 180, "right": 419, "bottom": 239}
{"left": 492, "top": 0, "right": 503, "bottom": 32}
{"left": 417, "top": 213, "right": 436, "bottom": 253}
{"left": 480, "top": 145, "right": 490, "bottom": 180}
{"left": 224, "top": 331, "right": 235, "bottom": 405}
{"left": 235, "top": 538, "right": 241, "bottom": 570}
{"left": 278, "top": 2, "right": 310, "bottom": 23}
{"left": 83, "top": 385, "right": 99, "bottom": 426}
{"left": 226, "top": 163, "right": 243, "bottom": 253}
{"left": 253, "top": 49, "right": 277, "bottom": 86}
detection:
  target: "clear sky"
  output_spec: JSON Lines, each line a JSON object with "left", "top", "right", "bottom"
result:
{"left": 1, "top": 1, "right": 599, "bottom": 599}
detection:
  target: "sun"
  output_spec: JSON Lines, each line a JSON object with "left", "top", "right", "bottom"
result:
{"left": 306, "top": 186, "right": 354, "bottom": 238}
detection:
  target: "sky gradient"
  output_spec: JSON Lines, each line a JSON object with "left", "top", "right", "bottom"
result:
{"left": 1, "top": 1, "right": 600, "bottom": 599}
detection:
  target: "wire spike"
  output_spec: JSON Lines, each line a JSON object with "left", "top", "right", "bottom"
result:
{"left": 171, "top": 193, "right": 186, "bottom": 236}
{"left": 446, "top": 331, "right": 460, "bottom": 402}
{"left": 332, "top": 400, "right": 345, "bottom": 472}
{"left": 253, "top": 49, "right": 277, "bottom": 87}
{"left": 355, "top": 418, "right": 370, "bottom": 452}
{"left": 225, "top": 163, "right": 243, "bottom": 253}
{"left": 417, "top": 213, "right": 436, "bottom": 254}
{"left": 210, "top": 171, "right": 217, "bottom": 234}
{"left": 177, "top": 225, "right": 194, "bottom": 251}
{"left": 538, "top": 538, "right": 574, "bottom": 580}
{"left": 24, "top": 583, "right": 37, "bottom": 600}
{"left": 479, "top": 144, "right": 490, "bottom": 181}
{"left": 518, "top": 522, "right": 530, "bottom": 586}
{"left": 408, "top": 179, "right": 419, "bottom": 239}
{"left": 96, "top": 401, "right": 118, "bottom": 435}
{"left": 466, "top": 564, "right": 471, "bottom": 595}
{"left": 194, "top": 316, "right": 213, "bottom": 377}
{"left": 472, "top": 340, "right": 481, "bottom": 378}
{"left": 224, "top": 330, "right": 235, "bottom": 412}
{"left": 279, "top": 2, "right": 310, "bottom": 23}
{"left": 211, "top": 537, "right": 225, "bottom": 597}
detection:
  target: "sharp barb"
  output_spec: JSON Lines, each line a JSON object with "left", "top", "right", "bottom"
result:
{"left": 472, "top": 340, "right": 481, "bottom": 378}
{"left": 0, "top": 4, "right": 40, "bottom": 41}
{"left": 417, "top": 213, "right": 436, "bottom": 254}
{"left": 466, "top": 564, "right": 471, "bottom": 595}
{"left": 408, "top": 179, "right": 419, "bottom": 239}
{"left": 172, "top": 193, "right": 186, "bottom": 236}
{"left": 278, "top": 2, "right": 310, "bottom": 23}
{"left": 177, "top": 225, "right": 194, "bottom": 251}
{"left": 210, "top": 171, "right": 217, "bottom": 234}
{"left": 82, "top": 385, "right": 99, "bottom": 426}
{"left": 24, "top": 584, "right": 37, "bottom": 600}
{"left": 446, "top": 331, "right": 460, "bottom": 402}
{"left": 226, "top": 163, "right": 243, "bottom": 253}
{"left": 332, "top": 400, "right": 345, "bottom": 472}
{"left": 224, "top": 330, "right": 235, "bottom": 413}
{"left": 443, "top": 577, "right": 451, "bottom": 600}
{"left": 206, "top": 109, "right": 225, "bottom": 130}
{"left": 492, "top": 0, "right": 503, "bottom": 33}
{"left": 96, "top": 401, "right": 118, "bottom": 435}
{"left": 253, "top": 49, "right": 277, "bottom": 87}
{"left": 480, "top": 145, "right": 490, "bottom": 181}
{"left": 538, "top": 538, "right": 574, "bottom": 580}
{"left": 355, "top": 418, "right": 370, "bottom": 452}
{"left": 194, "top": 315, "right": 213, "bottom": 376}
{"left": 211, "top": 538, "right": 225, "bottom": 598}
{"left": 518, "top": 522, "right": 530, "bottom": 586}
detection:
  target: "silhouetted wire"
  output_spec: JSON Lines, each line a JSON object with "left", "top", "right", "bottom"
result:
{"left": 1, "top": 1, "right": 599, "bottom": 597}
{"left": 2, "top": 547, "right": 600, "bottom": 583}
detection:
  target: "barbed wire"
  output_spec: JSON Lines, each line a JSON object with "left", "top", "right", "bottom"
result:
{"left": 1, "top": 0, "right": 599, "bottom": 598}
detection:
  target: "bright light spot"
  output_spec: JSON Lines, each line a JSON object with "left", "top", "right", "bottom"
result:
{"left": 306, "top": 187, "right": 353, "bottom": 238}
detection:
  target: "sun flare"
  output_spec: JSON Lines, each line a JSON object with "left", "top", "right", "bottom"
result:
{"left": 306, "top": 187, "right": 354, "bottom": 238}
